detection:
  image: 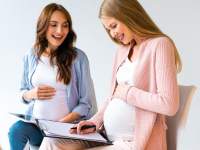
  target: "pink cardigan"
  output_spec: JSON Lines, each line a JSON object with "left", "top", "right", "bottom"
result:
{"left": 90, "top": 37, "right": 179, "bottom": 150}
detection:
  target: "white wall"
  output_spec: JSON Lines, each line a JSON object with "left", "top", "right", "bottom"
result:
{"left": 0, "top": 0, "right": 199, "bottom": 149}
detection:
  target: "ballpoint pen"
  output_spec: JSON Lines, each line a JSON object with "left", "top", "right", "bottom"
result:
{"left": 70, "top": 125, "right": 96, "bottom": 130}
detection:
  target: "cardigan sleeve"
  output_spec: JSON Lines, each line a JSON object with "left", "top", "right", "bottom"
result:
{"left": 89, "top": 97, "right": 110, "bottom": 129}
{"left": 125, "top": 37, "right": 179, "bottom": 116}
{"left": 71, "top": 51, "right": 95, "bottom": 119}
{"left": 19, "top": 52, "right": 32, "bottom": 104}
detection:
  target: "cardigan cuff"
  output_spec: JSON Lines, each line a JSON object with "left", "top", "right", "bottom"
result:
{"left": 124, "top": 85, "right": 134, "bottom": 102}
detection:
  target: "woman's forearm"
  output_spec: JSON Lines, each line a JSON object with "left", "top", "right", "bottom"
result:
{"left": 22, "top": 90, "right": 36, "bottom": 101}
{"left": 59, "top": 112, "right": 81, "bottom": 123}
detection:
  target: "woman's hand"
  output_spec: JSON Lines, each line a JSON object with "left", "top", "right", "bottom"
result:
{"left": 70, "top": 120, "right": 96, "bottom": 135}
{"left": 59, "top": 112, "right": 81, "bottom": 123}
{"left": 23, "top": 85, "right": 56, "bottom": 100}
{"left": 113, "top": 84, "right": 130, "bottom": 100}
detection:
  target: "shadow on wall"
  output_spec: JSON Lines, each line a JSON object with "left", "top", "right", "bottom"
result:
{"left": 167, "top": 85, "right": 199, "bottom": 150}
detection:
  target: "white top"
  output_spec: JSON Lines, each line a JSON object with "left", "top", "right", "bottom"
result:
{"left": 103, "top": 58, "right": 137, "bottom": 141}
{"left": 32, "top": 56, "right": 69, "bottom": 121}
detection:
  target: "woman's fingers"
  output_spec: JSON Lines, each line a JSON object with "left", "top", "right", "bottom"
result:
{"left": 37, "top": 85, "right": 56, "bottom": 100}
{"left": 69, "top": 121, "right": 96, "bottom": 135}
{"left": 77, "top": 121, "right": 96, "bottom": 134}
{"left": 37, "top": 91, "right": 55, "bottom": 99}
{"left": 38, "top": 91, "right": 55, "bottom": 96}
{"left": 69, "top": 125, "right": 78, "bottom": 134}
{"left": 79, "top": 128, "right": 96, "bottom": 134}
{"left": 38, "top": 85, "right": 56, "bottom": 92}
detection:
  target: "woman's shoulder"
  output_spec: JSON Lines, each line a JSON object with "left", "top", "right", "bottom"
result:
{"left": 24, "top": 48, "right": 36, "bottom": 58}
{"left": 143, "top": 36, "right": 176, "bottom": 57}
{"left": 146, "top": 36, "right": 174, "bottom": 47}
{"left": 22, "top": 48, "right": 38, "bottom": 66}
{"left": 73, "top": 47, "right": 89, "bottom": 63}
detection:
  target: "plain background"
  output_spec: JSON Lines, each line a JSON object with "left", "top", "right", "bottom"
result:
{"left": 0, "top": 0, "right": 199, "bottom": 149}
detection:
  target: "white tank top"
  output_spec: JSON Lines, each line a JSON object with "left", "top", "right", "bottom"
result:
{"left": 104, "top": 58, "right": 137, "bottom": 141}
{"left": 31, "top": 55, "right": 69, "bottom": 121}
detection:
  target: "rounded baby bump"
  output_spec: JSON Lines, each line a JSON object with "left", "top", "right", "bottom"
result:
{"left": 33, "top": 88, "right": 69, "bottom": 121}
{"left": 103, "top": 98, "right": 135, "bottom": 140}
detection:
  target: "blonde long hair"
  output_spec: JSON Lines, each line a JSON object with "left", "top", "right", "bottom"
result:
{"left": 99, "top": 0, "right": 182, "bottom": 73}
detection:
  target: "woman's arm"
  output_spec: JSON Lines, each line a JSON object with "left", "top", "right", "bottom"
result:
{"left": 20, "top": 50, "right": 56, "bottom": 103}
{"left": 114, "top": 38, "right": 179, "bottom": 116}
{"left": 71, "top": 51, "right": 96, "bottom": 119}
{"left": 88, "top": 98, "right": 110, "bottom": 129}
{"left": 59, "top": 112, "right": 81, "bottom": 123}
{"left": 19, "top": 53, "right": 31, "bottom": 103}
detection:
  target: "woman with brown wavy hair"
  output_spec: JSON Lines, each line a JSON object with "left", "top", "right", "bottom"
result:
{"left": 8, "top": 3, "right": 96, "bottom": 150}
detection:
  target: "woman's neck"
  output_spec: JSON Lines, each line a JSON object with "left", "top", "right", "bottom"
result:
{"left": 43, "top": 47, "right": 54, "bottom": 57}
{"left": 134, "top": 35, "right": 147, "bottom": 47}
{"left": 128, "top": 37, "right": 145, "bottom": 62}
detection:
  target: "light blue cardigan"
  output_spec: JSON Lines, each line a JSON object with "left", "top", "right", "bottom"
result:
{"left": 20, "top": 48, "right": 96, "bottom": 120}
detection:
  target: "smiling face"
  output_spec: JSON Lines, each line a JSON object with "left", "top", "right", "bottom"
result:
{"left": 46, "top": 10, "right": 69, "bottom": 50}
{"left": 101, "top": 16, "right": 134, "bottom": 45}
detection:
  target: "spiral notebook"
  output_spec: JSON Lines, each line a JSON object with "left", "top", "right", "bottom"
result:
{"left": 36, "top": 119, "right": 112, "bottom": 145}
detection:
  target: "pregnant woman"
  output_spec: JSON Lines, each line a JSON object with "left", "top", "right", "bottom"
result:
{"left": 8, "top": 3, "right": 96, "bottom": 150}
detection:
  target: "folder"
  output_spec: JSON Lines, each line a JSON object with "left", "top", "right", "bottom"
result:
{"left": 36, "top": 119, "right": 112, "bottom": 145}
{"left": 9, "top": 112, "right": 36, "bottom": 124}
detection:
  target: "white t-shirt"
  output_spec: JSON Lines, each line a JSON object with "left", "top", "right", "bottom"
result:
{"left": 32, "top": 56, "right": 69, "bottom": 121}
{"left": 104, "top": 58, "right": 137, "bottom": 141}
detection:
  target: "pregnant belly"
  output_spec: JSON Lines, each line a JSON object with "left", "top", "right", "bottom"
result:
{"left": 103, "top": 99, "right": 135, "bottom": 140}
{"left": 33, "top": 96, "right": 69, "bottom": 121}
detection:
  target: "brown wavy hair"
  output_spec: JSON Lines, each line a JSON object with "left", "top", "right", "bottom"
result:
{"left": 34, "top": 3, "right": 77, "bottom": 84}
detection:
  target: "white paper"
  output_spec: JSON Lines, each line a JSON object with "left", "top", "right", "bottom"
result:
{"left": 37, "top": 119, "right": 108, "bottom": 143}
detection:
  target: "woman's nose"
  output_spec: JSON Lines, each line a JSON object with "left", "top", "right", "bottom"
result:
{"left": 110, "top": 31, "right": 117, "bottom": 39}
{"left": 56, "top": 26, "right": 62, "bottom": 34}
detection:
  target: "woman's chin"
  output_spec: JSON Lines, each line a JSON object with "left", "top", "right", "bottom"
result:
{"left": 122, "top": 40, "right": 129, "bottom": 45}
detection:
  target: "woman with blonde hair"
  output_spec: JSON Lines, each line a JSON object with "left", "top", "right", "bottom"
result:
{"left": 40, "top": 0, "right": 181, "bottom": 149}
{"left": 8, "top": 3, "right": 96, "bottom": 150}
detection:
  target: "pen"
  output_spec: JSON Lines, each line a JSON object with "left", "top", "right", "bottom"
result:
{"left": 71, "top": 125, "right": 96, "bottom": 130}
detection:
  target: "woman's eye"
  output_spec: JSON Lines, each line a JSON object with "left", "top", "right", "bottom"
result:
{"left": 50, "top": 24, "right": 57, "bottom": 27}
{"left": 63, "top": 23, "right": 69, "bottom": 28}
{"left": 111, "top": 24, "right": 117, "bottom": 29}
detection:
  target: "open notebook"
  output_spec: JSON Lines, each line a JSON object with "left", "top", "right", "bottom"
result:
{"left": 9, "top": 112, "right": 112, "bottom": 145}
{"left": 36, "top": 119, "right": 112, "bottom": 145}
